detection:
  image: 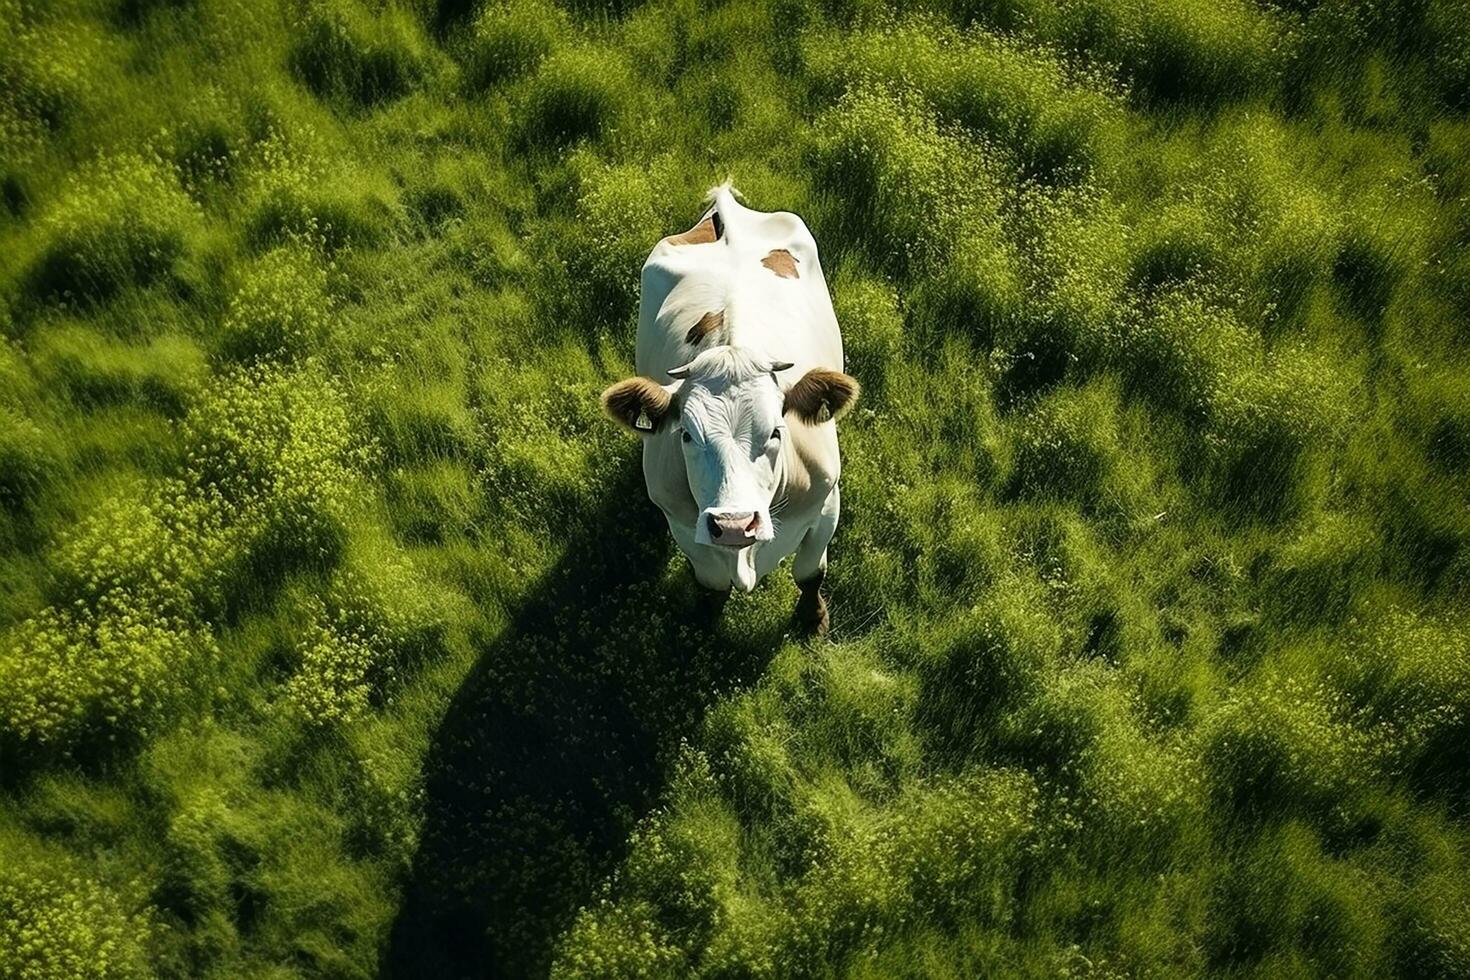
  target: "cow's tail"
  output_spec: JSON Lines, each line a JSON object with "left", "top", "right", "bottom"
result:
{"left": 701, "top": 177, "right": 742, "bottom": 210}
{"left": 699, "top": 178, "right": 744, "bottom": 236}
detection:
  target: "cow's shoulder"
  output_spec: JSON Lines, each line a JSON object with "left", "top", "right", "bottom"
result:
{"left": 783, "top": 420, "right": 841, "bottom": 504}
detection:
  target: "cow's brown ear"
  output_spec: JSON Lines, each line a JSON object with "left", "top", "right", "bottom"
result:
{"left": 784, "top": 368, "right": 860, "bottom": 425}
{"left": 601, "top": 377, "right": 675, "bottom": 435}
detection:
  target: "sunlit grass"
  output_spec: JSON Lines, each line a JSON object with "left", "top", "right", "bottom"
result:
{"left": 0, "top": 0, "right": 1468, "bottom": 977}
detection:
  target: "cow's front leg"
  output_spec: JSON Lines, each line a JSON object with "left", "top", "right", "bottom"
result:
{"left": 794, "top": 570, "right": 828, "bottom": 636}
{"left": 698, "top": 584, "right": 731, "bottom": 622}
{"left": 691, "top": 560, "right": 733, "bottom": 630}
{"left": 793, "top": 485, "right": 839, "bottom": 636}
{"left": 665, "top": 509, "right": 740, "bottom": 605}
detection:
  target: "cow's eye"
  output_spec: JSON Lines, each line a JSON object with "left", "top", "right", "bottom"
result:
{"left": 681, "top": 430, "right": 693, "bottom": 444}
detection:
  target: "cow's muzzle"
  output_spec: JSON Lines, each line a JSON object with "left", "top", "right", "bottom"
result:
{"left": 702, "top": 509, "right": 764, "bottom": 547}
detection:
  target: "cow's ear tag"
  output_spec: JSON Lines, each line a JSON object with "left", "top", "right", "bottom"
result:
{"left": 817, "top": 401, "right": 832, "bottom": 423}
{"left": 634, "top": 408, "right": 654, "bottom": 431}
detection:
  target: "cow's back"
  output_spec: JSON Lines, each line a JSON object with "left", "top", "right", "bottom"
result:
{"left": 636, "top": 184, "right": 843, "bottom": 382}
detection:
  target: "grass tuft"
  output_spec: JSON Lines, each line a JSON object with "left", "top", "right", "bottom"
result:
{"left": 24, "top": 152, "right": 201, "bottom": 306}
{"left": 514, "top": 45, "right": 635, "bottom": 149}
{"left": 289, "top": 0, "right": 431, "bottom": 108}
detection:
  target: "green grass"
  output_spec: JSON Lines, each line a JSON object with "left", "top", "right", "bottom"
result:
{"left": 1, "top": 0, "right": 1469, "bottom": 977}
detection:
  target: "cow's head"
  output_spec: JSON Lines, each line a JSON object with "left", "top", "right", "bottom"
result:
{"left": 601, "top": 346, "right": 859, "bottom": 550}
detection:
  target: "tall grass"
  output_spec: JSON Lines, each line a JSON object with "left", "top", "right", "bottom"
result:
{"left": 0, "top": 0, "right": 1467, "bottom": 976}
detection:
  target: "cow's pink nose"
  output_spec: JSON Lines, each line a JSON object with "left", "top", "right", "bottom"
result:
{"left": 707, "top": 512, "right": 760, "bottom": 540}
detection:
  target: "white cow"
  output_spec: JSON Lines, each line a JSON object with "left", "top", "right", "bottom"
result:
{"left": 600, "top": 182, "right": 860, "bottom": 633}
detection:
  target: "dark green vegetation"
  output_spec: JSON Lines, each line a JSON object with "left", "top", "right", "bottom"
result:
{"left": 2, "top": 0, "right": 1469, "bottom": 976}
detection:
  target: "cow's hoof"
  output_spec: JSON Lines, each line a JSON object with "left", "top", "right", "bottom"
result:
{"left": 794, "top": 586, "right": 829, "bottom": 637}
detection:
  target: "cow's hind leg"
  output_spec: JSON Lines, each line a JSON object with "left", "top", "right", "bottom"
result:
{"left": 793, "top": 487, "right": 839, "bottom": 636}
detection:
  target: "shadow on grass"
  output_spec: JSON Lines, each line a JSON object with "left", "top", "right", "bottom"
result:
{"left": 384, "top": 457, "right": 785, "bottom": 978}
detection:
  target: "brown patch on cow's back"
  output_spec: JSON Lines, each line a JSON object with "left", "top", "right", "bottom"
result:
{"left": 761, "top": 248, "right": 799, "bottom": 279}
{"left": 685, "top": 309, "right": 725, "bottom": 346}
{"left": 665, "top": 212, "right": 719, "bottom": 246}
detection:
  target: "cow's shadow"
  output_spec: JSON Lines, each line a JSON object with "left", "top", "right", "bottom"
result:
{"left": 384, "top": 457, "right": 786, "bottom": 978}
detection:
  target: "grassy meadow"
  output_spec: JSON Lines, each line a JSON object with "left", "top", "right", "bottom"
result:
{"left": 2, "top": 0, "right": 1470, "bottom": 976}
